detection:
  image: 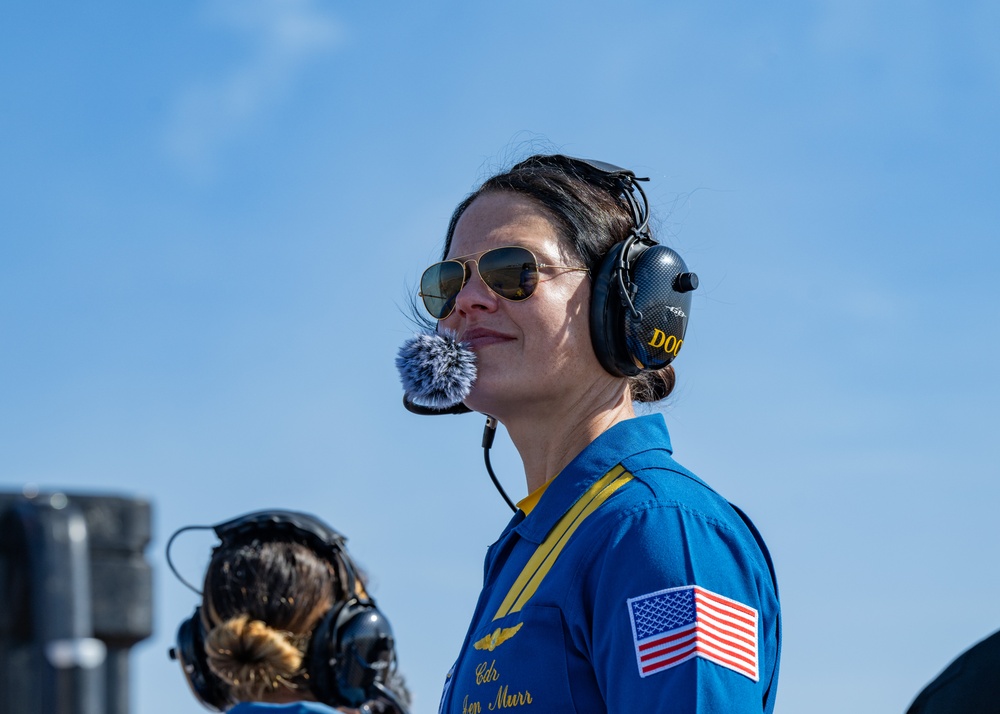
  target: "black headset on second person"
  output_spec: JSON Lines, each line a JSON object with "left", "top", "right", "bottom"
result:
{"left": 532, "top": 155, "right": 699, "bottom": 379}
{"left": 168, "top": 510, "right": 397, "bottom": 712}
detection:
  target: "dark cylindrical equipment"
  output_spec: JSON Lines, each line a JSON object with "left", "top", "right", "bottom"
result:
{"left": 0, "top": 491, "right": 153, "bottom": 714}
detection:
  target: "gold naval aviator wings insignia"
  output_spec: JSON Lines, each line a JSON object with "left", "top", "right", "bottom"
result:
{"left": 473, "top": 623, "right": 523, "bottom": 652}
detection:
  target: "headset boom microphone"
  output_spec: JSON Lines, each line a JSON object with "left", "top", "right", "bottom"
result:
{"left": 396, "top": 330, "right": 476, "bottom": 414}
{"left": 396, "top": 330, "right": 517, "bottom": 510}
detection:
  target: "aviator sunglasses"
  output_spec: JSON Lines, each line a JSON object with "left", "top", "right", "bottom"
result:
{"left": 419, "top": 245, "right": 589, "bottom": 320}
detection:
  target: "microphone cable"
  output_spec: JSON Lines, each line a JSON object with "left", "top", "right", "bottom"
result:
{"left": 482, "top": 416, "right": 516, "bottom": 512}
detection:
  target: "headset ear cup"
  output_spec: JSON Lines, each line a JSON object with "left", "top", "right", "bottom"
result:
{"left": 590, "top": 241, "right": 695, "bottom": 377}
{"left": 307, "top": 599, "right": 397, "bottom": 708}
{"left": 305, "top": 602, "right": 338, "bottom": 705}
{"left": 172, "top": 607, "right": 231, "bottom": 712}
{"left": 624, "top": 244, "right": 694, "bottom": 371}
{"left": 590, "top": 241, "right": 635, "bottom": 377}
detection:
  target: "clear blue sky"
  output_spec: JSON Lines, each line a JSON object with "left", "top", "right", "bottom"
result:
{"left": 2, "top": 2, "right": 998, "bottom": 712}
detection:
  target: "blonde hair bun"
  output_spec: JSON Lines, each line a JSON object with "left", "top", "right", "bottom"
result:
{"left": 204, "top": 614, "right": 305, "bottom": 701}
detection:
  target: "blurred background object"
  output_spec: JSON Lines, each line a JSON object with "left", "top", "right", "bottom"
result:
{"left": 0, "top": 490, "right": 153, "bottom": 714}
{"left": 906, "top": 629, "right": 1000, "bottom": 714}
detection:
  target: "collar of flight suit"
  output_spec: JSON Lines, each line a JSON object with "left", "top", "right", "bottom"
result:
{"left": 511, "top": 413, "right": 674, "bottom": 545}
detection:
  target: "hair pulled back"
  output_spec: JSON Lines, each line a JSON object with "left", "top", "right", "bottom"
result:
{"left": 203, "top": 614, "right": 306, "bottom": 700}
{"left": 444, "top": 154, "right": 675, "bottom": 402}
{"left": 200, "top": 539, "right": 345, "bottom": 701}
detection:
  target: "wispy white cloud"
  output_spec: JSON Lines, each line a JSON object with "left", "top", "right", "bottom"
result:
{"left": 164, "top": 0, "right": 342, "bottom": 178}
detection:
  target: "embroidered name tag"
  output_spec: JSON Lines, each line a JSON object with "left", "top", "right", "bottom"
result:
{"left": 627, "top": 585, "right": 759, "bottom": 681}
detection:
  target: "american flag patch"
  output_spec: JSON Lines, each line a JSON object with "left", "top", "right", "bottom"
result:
{"left": 627, "top": 585, "right": 759, "bottom": 681}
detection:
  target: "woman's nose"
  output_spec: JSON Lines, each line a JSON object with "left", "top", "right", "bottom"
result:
{"left": 453, "top": 259, "right": 498, "bottom": 316}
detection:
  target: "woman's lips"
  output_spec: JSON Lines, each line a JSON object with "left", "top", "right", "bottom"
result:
{"left": 461, "top": 327, "right": 514, "bottom": 349}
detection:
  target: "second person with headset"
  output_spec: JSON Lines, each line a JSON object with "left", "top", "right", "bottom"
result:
{"left": 168, "top": 510, "right": 411, "bottom": 714}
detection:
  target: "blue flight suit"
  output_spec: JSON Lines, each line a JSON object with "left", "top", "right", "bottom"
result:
{"left": 438, "top": 414, "right": 781, "bottom": 713}
{"left": 228, "top": 703, "right": 340, "bottom": 713}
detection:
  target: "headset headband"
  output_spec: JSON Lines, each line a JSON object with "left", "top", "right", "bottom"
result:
{"left": 214, "top": 510, "right": 361, "bottom": 602}
{"left": 166, "top": 510, "right": 359, "bottom": 598}
{"left": 213, "top": 510, "right": 347, "bottom": 554}
{"left": 525, "top": 154, "right": 652, "bottom": 241}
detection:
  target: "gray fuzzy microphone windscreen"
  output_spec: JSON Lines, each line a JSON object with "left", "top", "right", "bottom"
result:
{"left": 396, "top": 330, "right": 477, "bottom": 409}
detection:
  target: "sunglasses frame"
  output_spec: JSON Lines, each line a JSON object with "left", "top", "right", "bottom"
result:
{"left": 419, "top": 245, "right": 589, "bottom": 320}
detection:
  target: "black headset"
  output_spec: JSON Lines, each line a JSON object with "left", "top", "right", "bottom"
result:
{"left": 168, "top": 510, "right": 400, "bottom": 712}
{"left": 537, "top": 155, "right": 699, "bottom": 378}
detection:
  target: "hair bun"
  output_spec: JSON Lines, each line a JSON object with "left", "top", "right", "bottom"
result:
{"left": 630, "top": 366, "right": 675, "bottom": 403}
{"left": 204, "top": 614, "right": 305, "bottom": 700}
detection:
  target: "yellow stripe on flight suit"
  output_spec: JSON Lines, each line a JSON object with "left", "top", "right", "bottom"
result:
{"left": 492, "top": 464, "right": 634, "bottom": 621}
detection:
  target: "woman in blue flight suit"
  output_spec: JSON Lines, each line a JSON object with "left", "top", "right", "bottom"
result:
{"left": 413, "top": 155, "right": 781, "bottom": 712}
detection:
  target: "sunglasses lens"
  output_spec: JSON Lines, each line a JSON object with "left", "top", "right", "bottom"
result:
{"left": 420, "top": 247, "right": 540, "bottom": 319}
{"left": 420, "top": 260, "right": 465, "bottom": 319}
{"left": 478, "top": 247, "right": 538, "bottom": 301}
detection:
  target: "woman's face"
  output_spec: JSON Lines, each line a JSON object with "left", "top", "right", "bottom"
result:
{"left": 438, "top": 191, "right": 607, "bottom": 417}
